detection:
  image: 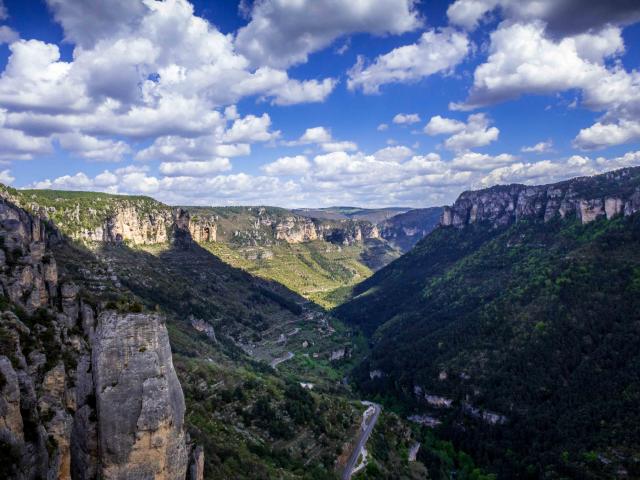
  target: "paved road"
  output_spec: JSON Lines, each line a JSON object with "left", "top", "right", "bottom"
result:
{"left": 270, "top": 351, "right": 294, "bottom": 368}
{"left": 342, "top": 403, "right": 381, "bottom": 480}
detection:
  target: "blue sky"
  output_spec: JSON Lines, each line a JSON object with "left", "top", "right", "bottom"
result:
{"left": 0, "top": 0, "right": 639, "bottom": 207}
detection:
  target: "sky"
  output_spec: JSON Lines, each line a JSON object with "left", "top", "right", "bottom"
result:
{"left": 0, "top": 0, "right": 639, "bottom": 208}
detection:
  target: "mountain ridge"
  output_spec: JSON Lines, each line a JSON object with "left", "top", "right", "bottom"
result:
{"left": 1, "top": 187, "right": 441, "bottom": 307}
{"left": 336, "top": 165, "right": 640, "bottom": 478}
{"left": 442, "top": 167, "right": 640, "bottom": 229}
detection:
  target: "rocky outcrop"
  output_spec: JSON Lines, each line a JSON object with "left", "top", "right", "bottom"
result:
{"left": 189, "top": 219, "right": 216, "bottom": 243}
{"left": 318, "top": 221, "right": 380, "bottom": 246}
{"left": 93, "top": 205, "right": 172, "bottom": 244}
{"left": 188, "top": 446, "right": 204, "bottom": 480}
{"left": 190, "top": 316, "right": 216, "bottom": 341}
{"left": 0, "top": 239, "right": 92, "bottom": 480}
{"left": 273, "top": 215, "right": 382, "bottom": 245}
{"left": 92, "top": 312, "right": 189, "bottom": 480}
{"left": 172, "top": 208, "right": 194, "bottom": 248}
{"left": 80, "top": 205, "right": 218, "bottom": 246}
{"left": 0, "top": 197, "right": 193, "bottom": 479}
{"left": 80, "top": 205, "right": 217, "bottom": 246}
{"left": 6, "top": 187, "right": 392, "bottom": 251}
{"left": 6, "top": 188, "right": 220, "bottom": 247}
{"left": 0, "top": 197, "right": 58, "bottom": 313}
{"left": 442, "top": 167, "right": 640, "bottom": 229}
{"left": 274, "top": 216, "right": 319, "bottom": 243}
{"left": 462, "top": 403, "right": 507, "bottom": 425}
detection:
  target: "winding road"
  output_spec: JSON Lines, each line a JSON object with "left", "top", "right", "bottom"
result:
{"left": 342, "top": 402, "right": 381, "bottom": 480}
{"left": 270, "top": 351, "right": 294, "bottom": 368}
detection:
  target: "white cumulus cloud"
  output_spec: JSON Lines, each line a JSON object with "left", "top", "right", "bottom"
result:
{"left": 393, "top": 113, "right": 421, "bottom": 125}
{"left": 521, "top": 140, "right": 553, "bottom": 153}
{"left": 426, "top": 113, "right": 499, "bottom": 151}
{"left": 452, "top": 21, "right": 640, "bottom": 149}
{"left": 262, "top": 155, "right": 311, "bottom": 176}
{"left": 0, "top": 0, "right": 338, "bottom": 175}
{"left": 159, "top": 158, "right": 232, "bottom": 176}
{"left": 347, "top": 29, "right": 469, "bottom": 94}
{"left": 424, "top": 115, "right": 465, "bottom": 135}
{"left": 56, "top": 132, "right": 131, "bottom": 162}
{"left": 235, "top": 0, "right": 421, "bottom": 69}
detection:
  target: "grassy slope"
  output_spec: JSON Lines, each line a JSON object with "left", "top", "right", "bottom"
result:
{"left": 188, "top": 205, "right": 407, "bottom": 308}
{"left": 202, "top": 240, "right": 374, "bottom": 309}
{"left": 184, "top": 205, "right": 399, "bottom": 308}
{"left": 337, "top": 214, "right": 640, "bottom": 479}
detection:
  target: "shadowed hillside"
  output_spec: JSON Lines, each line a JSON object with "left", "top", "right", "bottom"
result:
{"left": 337, "top": 167, "right": 640, "bottom": 479}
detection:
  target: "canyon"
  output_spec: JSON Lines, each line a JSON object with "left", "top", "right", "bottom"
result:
{"left": 3, "top": 166, "right": 640, "bottom": 479}
{"left": 6, "top": 187, "right": 439, "bottom": 255}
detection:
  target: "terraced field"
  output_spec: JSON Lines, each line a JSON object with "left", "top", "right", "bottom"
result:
{"left": 202, "top": 240, "right": 378, "bottom": 308}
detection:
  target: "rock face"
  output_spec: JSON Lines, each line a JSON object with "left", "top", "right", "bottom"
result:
{"left": 0, "top": 196, "right": 193, "bottom": 479}
{"left": 6, "top": 187, "right": 396, "bottom": 252}
{"left": 318, "top": 220, "right": 380, "bottom": 246}
{"left": 274, "top": 216, "right": 319, "bottom": 243}
{"left": 97, "top": 206, "right": 172, "bottom": 244}
{"left": 282, "top": 208, "right": 443, "bottom": 251}
{"left": 188, "top": 446, "right": 204, "bottom": 480}
{"left": 0, "top": 197, "right": 58, "bottom": 313}
{"left": 255, "top": 213, "right": 382, "bottom": 246}
{"left": 81, "top": 205, "right": 218, "bottom": 246}
{"left": 189, "top": 219, "right": 217, "bottom": 243}
{"left": 92, "top": 312, "right": 188, "bottom": 480}
{"left": 172, "top": 208, "right": 194, "bottom": 249}
{"left": 264, "top": 215, "right": 384, "bottom": 245}
{"left": 441, "top": 167, "right": 640, "bottom": 229}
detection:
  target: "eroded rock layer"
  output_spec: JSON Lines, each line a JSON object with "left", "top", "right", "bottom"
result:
{"left": 442, "top": 167, "right": 640, "bottom": 228}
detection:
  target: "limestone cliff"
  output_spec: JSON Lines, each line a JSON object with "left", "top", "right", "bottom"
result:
{"left": 0, "top": 197, "right": 193, "bottom": 479}
{"left": 77, "top": 205, "right": 219, "bottom": 247}
{"left": 70, "top": 204, "right": 171, "bottom": 244}
{"left": 441, "top": 167, "right": 640, "bottom": 229}
{"left": 0, "top": 188, "right": 218, "bottom": 247}
{"left": 4, "top": 188, "right": 389, "bottom": 250}
{"left": 273, "top": 216, "right": 380, "bottom": 245}
{"left": 0, "top": 196, "right": 58, "bottom": 313}
{"left": 274, "top": 215, "right": 319, "bottom": 243}
{"left": 290, "top": 207, "right": 443, "bottom": 252}
{"left": 92, "top": 312, "right": 188, "bottom": 479}
{"left": 189, "top": 218, "right": 217, "bottom": 243}
{"left": 317, "top": 220, "right": 380, "bottom": 246}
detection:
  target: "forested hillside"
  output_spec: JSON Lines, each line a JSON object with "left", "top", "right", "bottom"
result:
{"left": 337, "top": 168, "right": 640, "bottom": 479}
